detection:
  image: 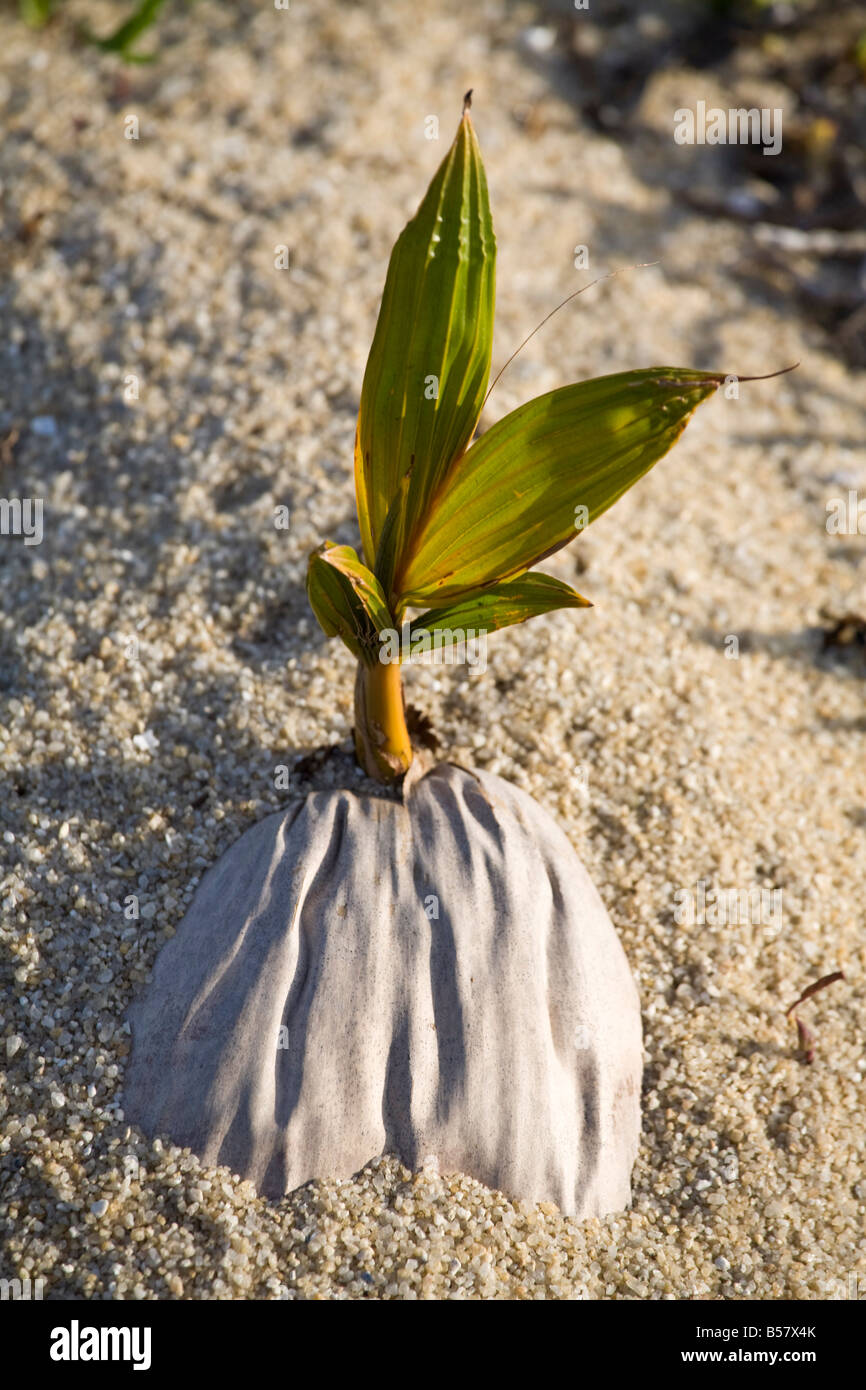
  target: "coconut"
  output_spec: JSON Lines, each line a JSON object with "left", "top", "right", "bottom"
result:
{"left": 124, "top": 761, "right": 641, "bottom": 1217}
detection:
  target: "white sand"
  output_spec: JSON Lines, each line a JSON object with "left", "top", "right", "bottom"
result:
{"left": 0, "top": 0, "right": 864, "bottom": 1299}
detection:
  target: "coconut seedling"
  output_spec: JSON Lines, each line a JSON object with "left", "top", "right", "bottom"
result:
{"left": 307, "top": 94, "right": 728, "bottom": 782}
{"left": 125, "top": 97, "right": 782, "bottom": 1218}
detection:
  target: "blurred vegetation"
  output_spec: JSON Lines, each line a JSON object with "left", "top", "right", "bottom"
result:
{"left": 10, "top": 0, "right": 174, "bottom": 60}
{"left": 6, "top": 0, "right": 865, "bottom": 361}
{"left": 543, "top": 0, "right": 866, "bottom": 364}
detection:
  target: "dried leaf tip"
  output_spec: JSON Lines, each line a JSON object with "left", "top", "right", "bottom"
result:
{"left": 784, "top": 969, "right": 845, "bottom": 1066}
{"left": 463, "top": 89, "right": 473, "bottom": 116}
{"left": 734, "top": 362, "right": 800, "bottom": 383}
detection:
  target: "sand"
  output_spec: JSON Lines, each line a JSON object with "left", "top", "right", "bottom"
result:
{"left": 0, "top": 0, "right": 864, "bottom": 1299}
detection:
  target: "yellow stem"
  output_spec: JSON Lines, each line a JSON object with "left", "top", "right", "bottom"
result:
{"left": 353, "top": 658, "right": 413, "bottom": 783}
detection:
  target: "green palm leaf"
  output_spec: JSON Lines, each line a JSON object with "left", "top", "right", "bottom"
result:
{"left": 409, "top": 571, "right": 590, "bottom": 642}
{"left": 392, "top": 367, "right": 722, "bottom": 605}
{"left": 354, "top": 104, "right": 495, "bottom": 580}
{"left": 306, "top": 543, "right": 393, "bottom": 667}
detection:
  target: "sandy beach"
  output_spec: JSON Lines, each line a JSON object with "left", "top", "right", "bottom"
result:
{"left": 1, "top": 0, "right": 864, "bottom": 1299}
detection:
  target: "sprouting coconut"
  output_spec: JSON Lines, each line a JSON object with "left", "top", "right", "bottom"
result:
{"left": 124, "top": 95, "right": 763, "bottom": 1216}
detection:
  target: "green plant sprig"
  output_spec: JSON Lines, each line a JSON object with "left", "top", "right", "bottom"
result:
{"left": 307, "top": 95, "right": 789, "bottom": 783}
{"left": 17, "top": 0, "right": 174, "bottom": 61}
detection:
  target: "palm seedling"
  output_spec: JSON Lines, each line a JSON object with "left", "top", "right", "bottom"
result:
{"left": 125, "top": 96, "right": 792, "bottom": 1215}
{"left": 307, "top": 94, "right": 730, "bottom": 782}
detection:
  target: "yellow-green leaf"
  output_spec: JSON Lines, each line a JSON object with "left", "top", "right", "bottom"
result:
{"left": 410, "top": 572, "right": 591, "bottom": 642}
{"left": 306, "top": 543, "right": 393, "bottom": 666}
{"left": 393, "top": 367, "right": 722, "bottom": 605}
{"left": 354, "top": 109, "right": 496, "bottom": 577}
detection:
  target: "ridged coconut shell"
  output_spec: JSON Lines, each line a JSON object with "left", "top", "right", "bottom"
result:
{"left": 124, "top": 762, "right": 642, "bottom": 1216}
